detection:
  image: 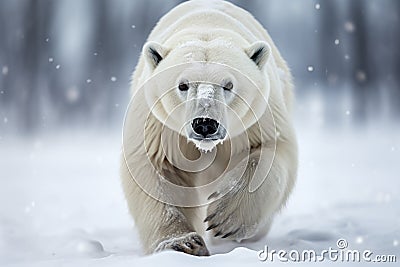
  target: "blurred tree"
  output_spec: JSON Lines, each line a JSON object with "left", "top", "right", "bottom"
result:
{"left": 394, "top": 0, "right": 400, "bottom": 116}
{"left": 318, "top": 0, "right": 345, "bottom": 124}
{"left": 319, "top": 0, "right": 344, "bottom": 86}
{"left": 21, "top": 0, "right": 55, "bottom": 133}
{"left": 88, "top": 0, "right": 110, "bottom": 125}
{"left": 0, "top": 2, "right": 22, "bottom": 110}
{"left": 0, "top": 5, "right": 7, "bottom": 106}
{"left": 21, "top": 0, "right": 41, "bottom": 133}
{"left": 348, "top": 0, "right": 373, "bottom": 123}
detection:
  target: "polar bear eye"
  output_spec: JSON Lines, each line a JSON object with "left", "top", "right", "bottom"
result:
{"left": 223, "top": 81, "right": 233, "bottom": 91}
{"left": 178, "top": 81, "right": 189, "bottom": 91}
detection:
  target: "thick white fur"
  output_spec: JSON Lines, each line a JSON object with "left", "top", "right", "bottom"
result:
{"left": 121, "top": 0, "right": 297, "bottom": 255}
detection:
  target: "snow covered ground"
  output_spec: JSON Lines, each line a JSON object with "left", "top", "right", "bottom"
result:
{"left": 0, "top": 125, "right": 399, "bottom": 266}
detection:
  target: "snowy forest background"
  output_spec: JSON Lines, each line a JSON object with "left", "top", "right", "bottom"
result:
{"left": 0, "top": 0, "right": 399, "bottom": 135}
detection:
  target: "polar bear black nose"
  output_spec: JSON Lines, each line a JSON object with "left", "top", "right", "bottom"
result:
{"left": 192, "top": 118, "right": 219, "bottom": 138}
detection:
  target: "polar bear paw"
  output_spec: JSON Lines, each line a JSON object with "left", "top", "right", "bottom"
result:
{"left": 205, "top": 189, "right": 259, "bottom": 242}
{"left": 155, "top": 232, "right": 210, "bottom": 256}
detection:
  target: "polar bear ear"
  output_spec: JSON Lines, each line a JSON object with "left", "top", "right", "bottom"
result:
{"left": 143, "top": 41, "right": 170, "bottom": 69}
{"left": 245, "top": 41, "right": 271, "bottom": 69}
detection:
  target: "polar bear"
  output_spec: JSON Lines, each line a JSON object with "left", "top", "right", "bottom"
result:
{"left": 121, "top": 0, "right": 297, "bottom": 256}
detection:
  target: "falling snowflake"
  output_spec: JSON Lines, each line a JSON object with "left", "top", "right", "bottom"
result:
{"left": 307, "top": 66, "right": 314, "bottom": 72}
{"left": 391, "top": 147, "right": 395, "bottom": 151}
{"left": 86, "top": 79, "right": 92, "bottom": 84}
{"left": 45, "top": 37, "right": 50, "bottom": 42}
{"left": 48, "top": 57, "right": 54, "bottom": 63}
{"left": 3, "top": 117, "right": 8, "bottom": 123}
{"left": 344, "top": 21, "right": 355, "bottom": 33}
{"left": 24, "top": 200, "right": 36, "bottom": 213}
{"left": 356, "top": 71, "right": 367, "bottom": 82}
{"left": 344, "top": 54, "right": 350, "bottom": 60}
{"left": 2, "top": 66, "right": 9, "bottom": 75}
{"left": 56, "top": 64, "right": 61, "bottom": 70}
{"left": 315, "top": 3, "right": 320, "bottom": 10}
{"left": 334, "top": 39, "right": 340, "bottom": 45}
{"left": 66, "top": 87, "right": 80, "bottom": 103}
{"left": 394, "top": 240, "right": 399, "bottom": 247}
{"left": 355, "top": 236, "right": 364, "bottom": 244}
{"left": 131, "top": 25, "right": 136, "bottom": 29}
{"left": 111, "top": 76, "right": 117, "bottom": 82}
{"left": 94, "top": 52, "right": 98, "bottom": 56}
{"left": 345, "top": 110, "right": 351, "bottom": 115}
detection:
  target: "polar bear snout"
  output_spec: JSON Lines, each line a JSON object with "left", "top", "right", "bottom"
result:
{"left": 189, "top": 117, "right": 227, "bottom": 142}
{"left": 184, "top": 83, "right": 228, "bottom": 147}
{"left": 191, "top": 118, "right": 219, "bottom": 138}
{"left": 188, "top": 117, "right": 227, "bottom": 152}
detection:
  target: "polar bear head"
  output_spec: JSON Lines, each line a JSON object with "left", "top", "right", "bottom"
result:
{"left": 142, "top": 39, "right": 271, "bottom": 152}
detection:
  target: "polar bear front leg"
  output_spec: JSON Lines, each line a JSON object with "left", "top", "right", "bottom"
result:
{"left": 121, "top": 161, "right": 209, "bottom": 256}
{"left": 205, "top": 145, "right": 294, "bottom": 241}
{"left": 151, "top": 204, "right": 210, "bottom": 256}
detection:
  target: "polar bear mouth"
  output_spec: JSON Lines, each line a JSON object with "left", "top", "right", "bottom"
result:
{"left": 188, "top": 117, "right": 227, "bottom": 152}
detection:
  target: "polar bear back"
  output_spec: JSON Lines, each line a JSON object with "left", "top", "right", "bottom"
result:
{"left": 148, "top": 0, "right": 282, "bottom": 58}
